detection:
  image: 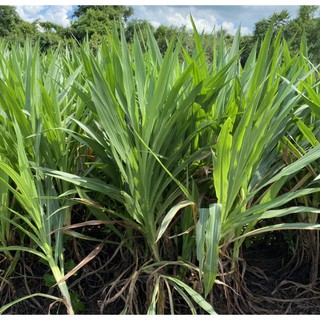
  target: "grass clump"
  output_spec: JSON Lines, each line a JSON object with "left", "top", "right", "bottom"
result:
{"left": 0, "top": 21, "right": 320, "bottom": 314}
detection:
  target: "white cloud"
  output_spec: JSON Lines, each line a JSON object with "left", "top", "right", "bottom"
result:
{"left": 132, "top": 6, "right": 256, "bottom": 35}
{"left": 166, "top": 12, "right": 215, "bottom": 33}
{"left": 15, "top": 5, "right": 73, "bottom": 27}
{"left": 133, "top": 6, "right": 219, "bottom": 34}
{"left": 191, "top": 17, "right": 217, "bottom": 34}
{"left": 15, "top": 5, "right": 45, "bottom": 21}
{"left": 40, "top": 6, "right": 73, "bottom": 27}
{"left": 149, "top": 20, "right": 161, "bottom": 29}
{"left": 222, "top": 21, "right": 235, "bottom": 34}
{"left": 13, "top": 5, "right": 300, "bottom": 35}
{"left": 221, "top": 21, "right": 251, "bottom": 36}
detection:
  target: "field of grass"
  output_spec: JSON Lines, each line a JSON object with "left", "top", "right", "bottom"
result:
{"left": 0, "top": 21, "right": 320, "bottom": 314}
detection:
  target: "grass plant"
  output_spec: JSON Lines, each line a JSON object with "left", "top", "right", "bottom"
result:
{"left": 0, "top": 21, "right": 320, "bottom": 314}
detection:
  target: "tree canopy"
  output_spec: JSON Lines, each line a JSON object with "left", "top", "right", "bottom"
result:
{"left": 0, "top": 6, "right": 21, "bottom": 37}
{"left": 68, "top": 5, "right": 134, "bottom": 43}
{"left": 0, "top": 5, "right": 319, "bottom": 64}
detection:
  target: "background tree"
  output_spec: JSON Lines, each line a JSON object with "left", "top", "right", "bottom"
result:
{"left": 0, "top": 6, "right": 21, "bottom": 37}
{"left": 154, "top": 25, "right": 180, "bottom": 54}
{"left": 253, "top": 10, "right": 290, "bottom": 41}
{"left": 72, "top": 5, "right": 133, "bottom": 21}
{"left": 0, "top": 6, "right": 39, "bottom": 44}
{"left": 125, "top": 19, "right": 154, "bottom": 45}
{"left": 153, "top": 25, "right": 195, "bottom": 56}
{"left": 296, "top": 6, "right": 320, "bottom": 63}
{"left": 11, "top": 20, "right": 38, "bottom": 42}
{"left": 0, "top": 5, "right": 319, "bottom": 65}
{"left": 39, "top": 21, "right": 65, "bottom": 34}
{"left": 240, "top": 6, "right": 320, "bottom": 65}
{"left": 297, "top": 5, "right": 318, "bottom": 22}
{"left": 68, "top": 5, "right": 134, "bottom": 43}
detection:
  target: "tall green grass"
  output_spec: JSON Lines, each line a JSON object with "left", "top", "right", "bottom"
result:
{"left": 0, "top": 22, "right": 320, "bottom": 314}
{"left": 0, "top": 41, "right": 86, "bottom": 314}
{"left": 193, "top": 24, "right": 320, "bottom": 297}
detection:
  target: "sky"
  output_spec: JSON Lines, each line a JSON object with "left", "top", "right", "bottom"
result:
{"left": 9, "top": 2, "right": 316, "bottom": 36}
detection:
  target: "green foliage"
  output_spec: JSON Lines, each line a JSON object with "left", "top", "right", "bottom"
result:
{"left": 72, "top": 5, "right": 133, "bottom": 21}
{"left": 39, "top": 21, "right": 66, "bottom": 33}
{"left": 0, "top": 40, "right": 87, "bottom": 314}
{"left": 298, "top": 5, "right": 318, "bottom": 22}
{"left": 242, "top": 5, "right": 320, "bottom": 65}
{"left": 0, "top": 6, "right": 20, "bottom": 37}
{"left": 125, "top": 19, "right": 154, "bottom": 45}
{"left": 70, "top": 291, "right": 86, "bottom": 313}
{"left": 38, "top": 32, "right": 62, "bottom": 51}
{"left": 1, "top": 13, "right": 320, "bottom": 315}
{"left": 68, "top": 5, "right": 133, "bottom": 43}
{"left": 253, "top": 9, "right": 290, "bottom": 41}
{"left": 12, "top": 20, "right": 38, "bottom": 41}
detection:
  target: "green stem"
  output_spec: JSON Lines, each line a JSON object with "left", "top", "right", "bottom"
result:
{"left": 47, "top": 256, "right": 74, "bottom": 315}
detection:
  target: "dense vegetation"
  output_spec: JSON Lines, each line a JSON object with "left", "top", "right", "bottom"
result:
{"left": 1, "top": 5, "right": 320, "bottom": 64}
{"left": 0, "top": 6, "right": 320, "bottom": 315}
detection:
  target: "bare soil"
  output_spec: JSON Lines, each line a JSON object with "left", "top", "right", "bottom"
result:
{"left": 1, "top": 228, "right": 320, "bottom": 315}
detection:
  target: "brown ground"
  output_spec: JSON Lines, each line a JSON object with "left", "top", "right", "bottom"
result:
{"left": 1, "top": 229, "right": 320, "bottom": 315}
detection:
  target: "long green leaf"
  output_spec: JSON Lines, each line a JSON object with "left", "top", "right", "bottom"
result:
{"left": 163, "top": 275, "right": 216, "bottom": 315}
{"left": 156, "top": 200, "right": 195, "bottom": 242}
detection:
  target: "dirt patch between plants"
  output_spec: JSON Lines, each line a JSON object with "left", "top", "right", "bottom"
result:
{"left": 213, "top": 231, "right": 320, "bottom": 314}
{"left": 1, "top": 230, "right": 320, "bottom": 314}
